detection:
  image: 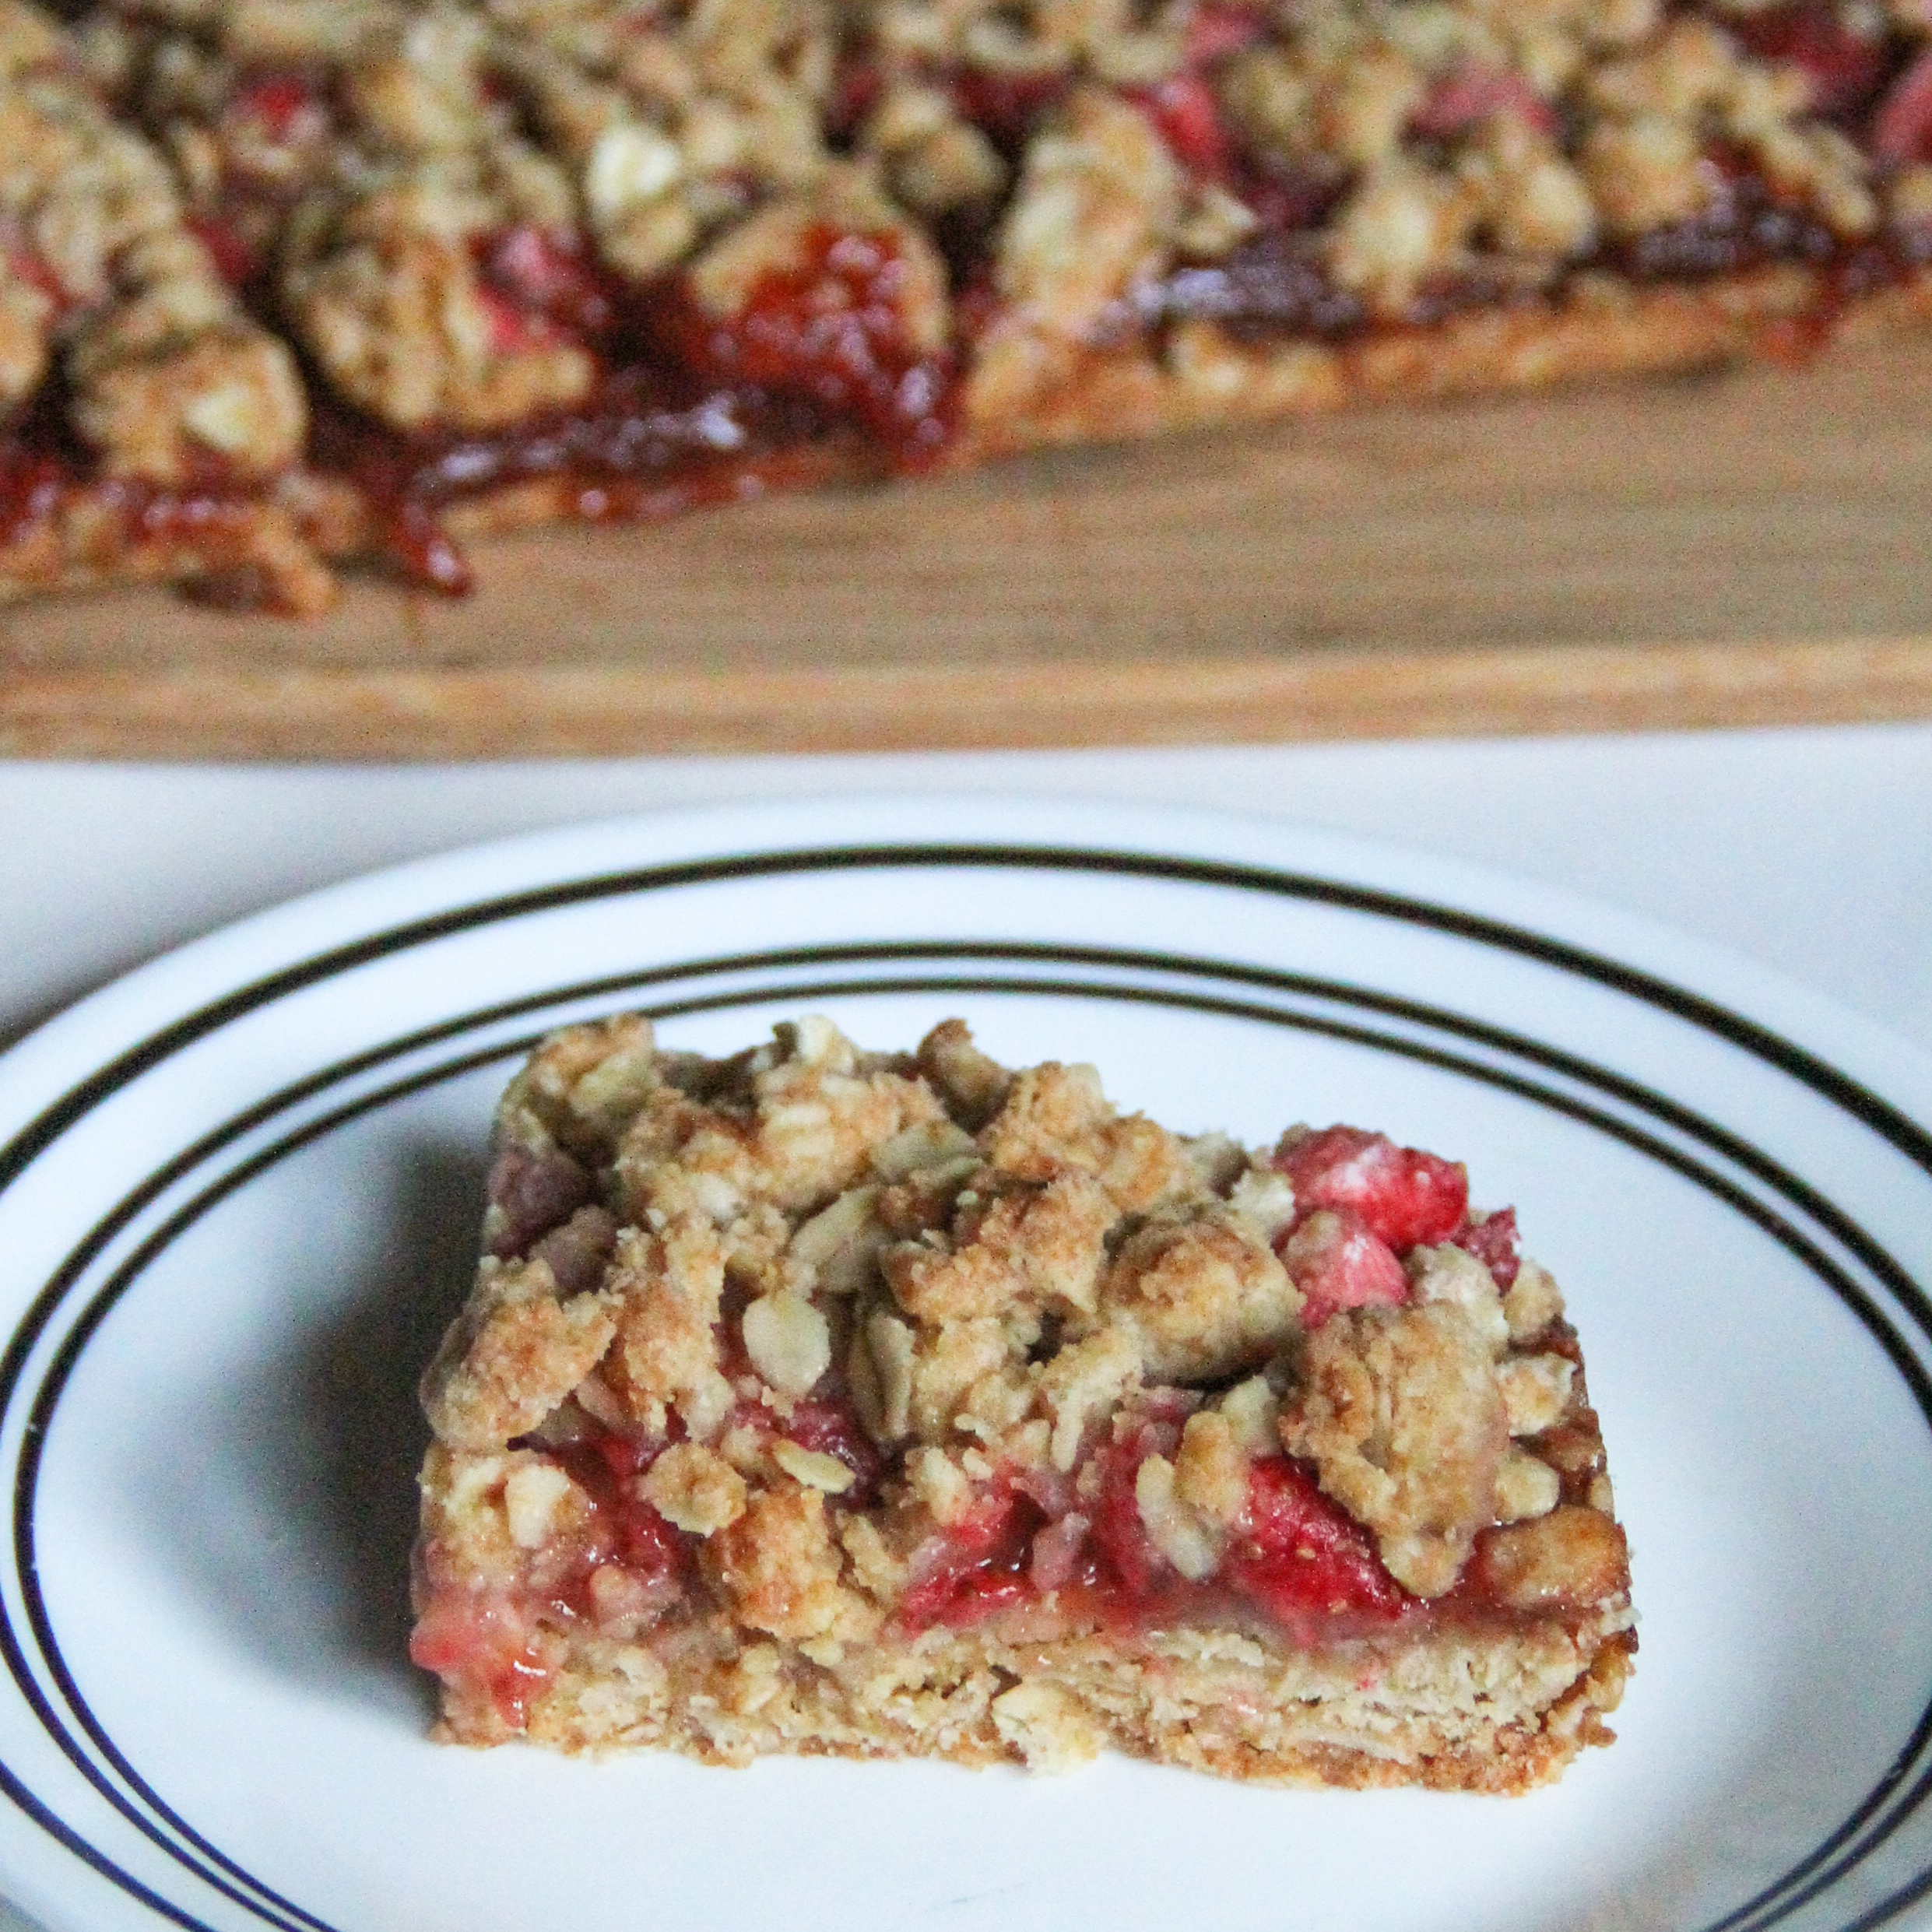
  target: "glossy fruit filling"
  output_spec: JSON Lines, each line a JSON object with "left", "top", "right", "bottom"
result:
{"left": 316, "top": 220, "right": 955, "bottom": 592}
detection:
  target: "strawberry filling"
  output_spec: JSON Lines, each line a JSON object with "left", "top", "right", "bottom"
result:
{"left": 1410, "top": 61, "right": 1559, "bottom": 139}
{"left": 1730, "top": 0, "right": 1892, "bottom": 117}
{"left": 325, "top": 220, "right": 957, "bottom": 592}
{"left": 1224, "top": 1456, "right": 1409, "bottom": 1630}
{"left": 411, "top": 1431, "right": 698, "bottom": 1728}
{"left": 898, "top": 1487, "right": 1043, "bottom": 1630}
{"left": 1087, "top": 1416, "right": 1184, "bottom": 1599}
{"left": 1452, "top": 1206, "right": 1522, "bottom": 1287}
{"left": 901, "top": 1435, "right": 1414, "bottom": 1640}
{"left": 1277, "top": 1206, "right": 1410, "bottom": 1326}
{"left": 1129, "top": 72, "right": 1236, "bottom": 181}
{"left": 1273, "top": 1124, "right": 1470, "bottom": 1251}
{"left": 663, "top": 223, "right": 954, "bottom": 462}
{"left": 407, "top": 1588, "right": 559, "bottom": 1729}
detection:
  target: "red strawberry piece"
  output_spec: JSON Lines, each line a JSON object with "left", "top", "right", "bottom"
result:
{"left": 1185, "top": 2, "right": 1271, "bottom": 65}
{"left": 481, "top": 224, "right": 613, "bottom": 338}
{"left": 1224, "top": 1455, "right": 1407, "bottom": 1625}
{"left": 1087, "top": 1417, "right": 1189, "bottom": 1597}
{"left": 1875, "top": 45, "right": 1932, "bottom": 162}
{"left": 1410, "top": 61, "right": 1558, "bottom": 139}
{"left": 950, "top": 66, "right": 1073, "bottom": 142}
{"left": 188, "top": 216, "right": 259, "bottom": 293}
{"left": 229, "top": 68, "right": 325, "bottom": 144}
{"left": 1277, "top": 1207, "right": 1408, "bottom": 1327}
{"left": 1450, "top": 1206, "right": 1521, "bottom": 1288}
{"left": 1272, "top": 1123, "right": 1469, "bottom": 1251}
{"left": 897, "top": 1488, "right": 1033, "bottom": 1629}
{"left": 1127, "top": 72, "right": 1233, "bottom": 180}
{"left": 1730, "top": 1, "right": 1890, "bottom": 115}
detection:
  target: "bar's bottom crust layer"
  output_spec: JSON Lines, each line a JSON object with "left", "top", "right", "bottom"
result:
{"left": 441, "top": 1611, "right": 1637, "bottom": 1793}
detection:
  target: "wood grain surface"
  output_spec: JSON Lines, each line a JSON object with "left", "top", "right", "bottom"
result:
{"left": 3, "top": 332, "right": 1930, "bottom": 759}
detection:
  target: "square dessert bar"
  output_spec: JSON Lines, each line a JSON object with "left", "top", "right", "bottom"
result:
{"left": 412, "top": 1015, "right": 1635, "bottom": 1788}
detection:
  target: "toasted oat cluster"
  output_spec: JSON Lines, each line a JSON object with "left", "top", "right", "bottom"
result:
{"left": 411, "top": 1014, "right": 1635, "bottom": 1788}
{"left": 1, "top": 0, "right": 1930, "bottom": 607}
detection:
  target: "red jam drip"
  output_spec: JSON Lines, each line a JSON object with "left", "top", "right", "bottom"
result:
{"left": 658, "top": 223, "right": 956, "bottom": 465}
{"left": 307, "top": 378, "right": 838, "bottom": 594}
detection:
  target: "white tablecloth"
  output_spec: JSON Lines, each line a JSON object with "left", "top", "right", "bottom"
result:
{"left": 2, "top": 722, "right": 1930, "bottom": 1932}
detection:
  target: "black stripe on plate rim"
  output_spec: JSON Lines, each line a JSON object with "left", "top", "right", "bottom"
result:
{"left": 4, "top": 961, "right": 1931, "bottom": 1932}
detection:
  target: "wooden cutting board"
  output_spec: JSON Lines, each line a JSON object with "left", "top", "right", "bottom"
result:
{"left": 3, "top": 331, "right": 1929, "bottom": 759}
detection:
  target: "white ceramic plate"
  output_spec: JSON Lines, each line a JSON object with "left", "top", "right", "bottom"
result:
{"left": 2, "top": 796, "right": 1931, "bottom": 1932}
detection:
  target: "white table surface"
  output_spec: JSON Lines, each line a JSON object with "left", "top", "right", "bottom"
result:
{"left": 2, "top": 722, "right": 1930, "bottom": 1931}
{"left": 5, "top": 725, "right": 1931, "bottom": 1057}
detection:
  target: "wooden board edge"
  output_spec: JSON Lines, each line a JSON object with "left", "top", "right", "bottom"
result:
{"left": 3, "top": 635, "right": 1931, "bottom": 759}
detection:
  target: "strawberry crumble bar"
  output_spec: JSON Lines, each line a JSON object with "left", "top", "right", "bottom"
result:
{"left": 411, "top": 1015, "right": 1635, "bottom": 1788}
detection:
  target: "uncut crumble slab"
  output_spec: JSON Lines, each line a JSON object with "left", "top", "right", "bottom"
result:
{"left": 412, "top": 1014, "right": 1635, "bottom": 1788}
{"left": 8, "top": 0, "right": 1932, "bottom": 607}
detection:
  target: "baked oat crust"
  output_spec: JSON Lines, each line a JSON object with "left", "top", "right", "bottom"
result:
{"left": 411, "top": 1016, "right": 1636, "bottom": 1790}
